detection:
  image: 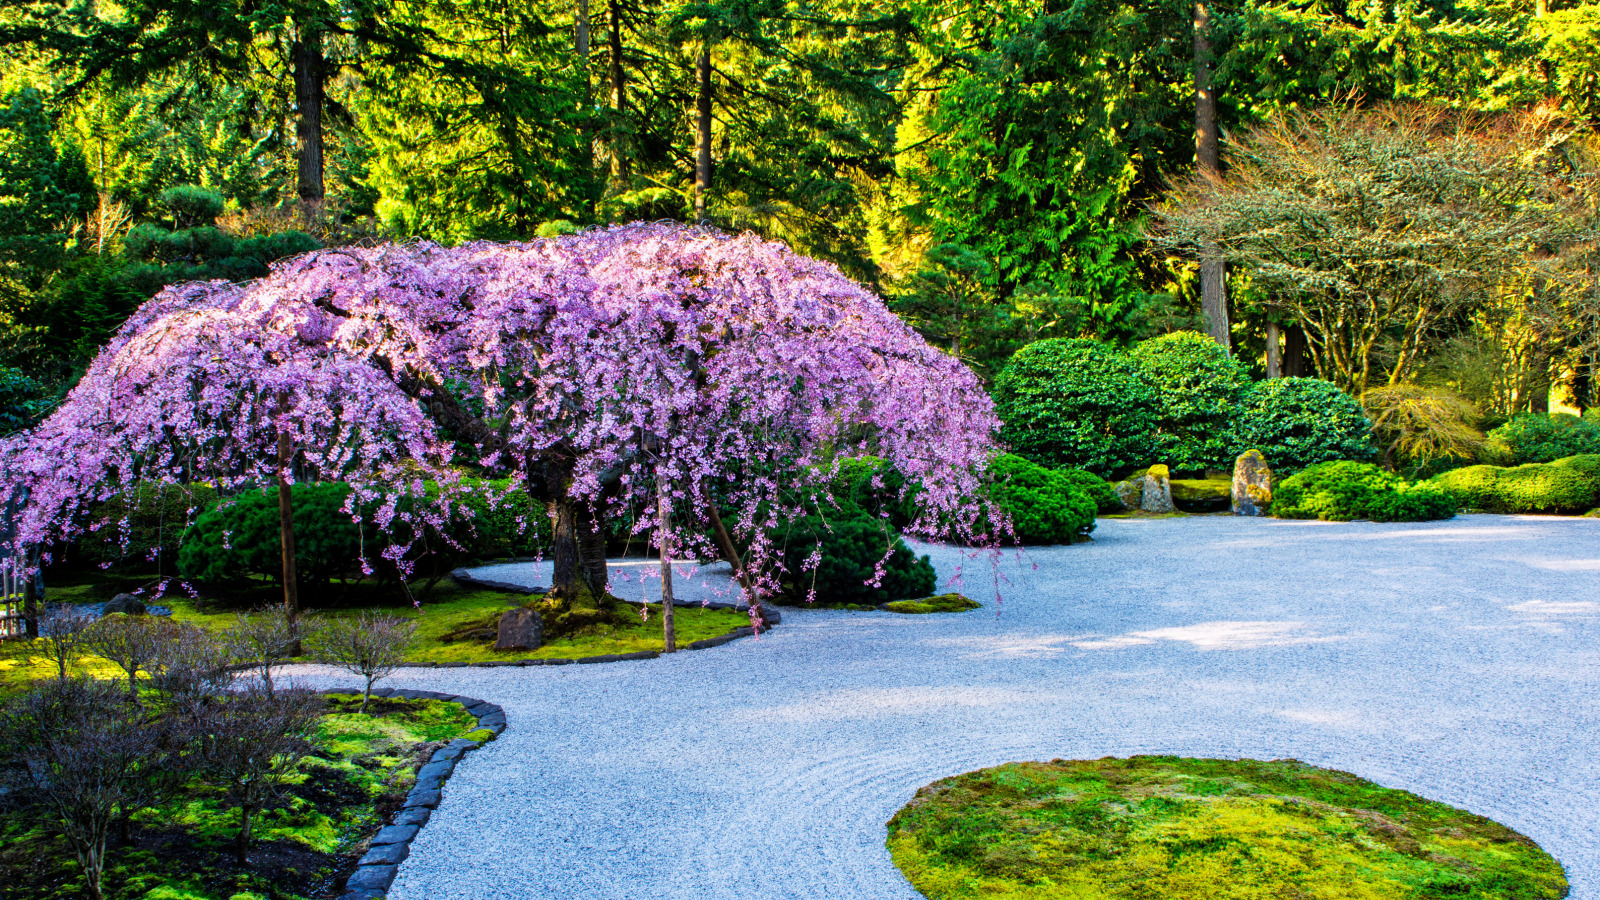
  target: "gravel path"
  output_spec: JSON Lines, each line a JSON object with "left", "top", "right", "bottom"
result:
{"left": 290, "top": 515, "right": 1600, "bottom": 899}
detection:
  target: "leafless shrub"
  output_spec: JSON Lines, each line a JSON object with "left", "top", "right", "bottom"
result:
{"left": 84, "top": 614, "right": 180, "bottom": 704}
{"left": 308, "top": 611, "right": 416, "bottom": 713}
{"left": 0, "top": 678, "right": 188, "bottom": 900}
{"left": 189, "top": 678, "right": 324, "bottom": 863}
{"left": 148, "top": 623, "right": 236, "bottom": 705}
{"left": 222, "top": 606, "right": 302, "bottom": 696}
{"left": 36, "top": 604, "right": 98, "bottom": 682}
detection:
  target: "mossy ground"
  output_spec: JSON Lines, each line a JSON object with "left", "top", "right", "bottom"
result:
{"left": 883, "top": 594, "right": 982, "bottom": 614}
{"left": 0, "top": 694, "right": 477, "bottom": 900}
{"left": 0, "top": 573, "right": 750, "bottom": 695}
{"left": 887, "top": 756, "right": 1568, "bottom": 900}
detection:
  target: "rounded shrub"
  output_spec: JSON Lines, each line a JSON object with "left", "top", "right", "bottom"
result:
{"left": 1484, "top": 413, "right": 1600, "bottom": 465}
{"left": 772, "top": 507, "right": 936, "bottom": 606}
{"left": 826, "top": 456, "right": 916, "bottom": 530}
{"left": 1234, "top": 378, "right": 1377, "bottom": 474}
{"left": 1055, "top": 468, "right": 1121, "bottom": 514}
{"left": 993, "top": 338, "right": 1158, "bottom": 477}
{"left": 1434, "top": 460, "right": 1598, "bottom": 514}
{"left": 179, "top": 483, "right": 364, "bottom": 588}
{"left": 78, "top": 482, "right": 221, "bottom": 566}
{"left": 1272, "top": 461, "right": 1453, "bottom": 522}
{"left": 1129, "top": 331, "right": 1250, "bottom": 472}
{"left": 1431, "top": 465, "right": 1502, "bottom": 511}
{"left": 986, "top": 454, "right": 1097, "bottom": 544}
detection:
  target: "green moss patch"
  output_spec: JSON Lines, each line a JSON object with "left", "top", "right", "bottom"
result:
{"left": 888, "top": 756, "right": 1568, "bottom": 900}
{"left": 882, "top": 594, "right": 982, "bottom": 614}
{"left": 0, "top": 695, "right": 480, "bottom": 900}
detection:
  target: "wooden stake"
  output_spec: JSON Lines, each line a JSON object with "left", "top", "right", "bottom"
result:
{"left": 659, "top": 485, "right": 675, "bottom": 653}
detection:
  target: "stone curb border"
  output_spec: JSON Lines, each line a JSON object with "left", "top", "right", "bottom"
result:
{"left": 378, "top": 570, "right": 780, "bottom": 669}
{"left": 337, "top": 689, "right": 506, "bottom": 900}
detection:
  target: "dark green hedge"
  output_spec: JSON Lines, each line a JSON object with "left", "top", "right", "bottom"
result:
{"left": 1234, "top": 379, "right": 1377, "bottom": 475}
{"left": 1431, "top": 455, "right": 1600, "bottom": 514}
{"left": 986, "top": 454, "right": 1097, "bottom": 544}
{"left": 1130, "top": 331, "right": 1250, "bottom": 472}
{"left": 771, "top": 505, "right": 936, "bottom": 606}
{"left": 993, "top": 338, "right": 1158, "bottom": 477}
{"left": 1484, "top": 414, "right": 1600, "bottom": 465}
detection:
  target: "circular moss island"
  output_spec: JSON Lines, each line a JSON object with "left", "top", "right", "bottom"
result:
{"left": 887, "top": 756, "right": 1568, "bottom": 900}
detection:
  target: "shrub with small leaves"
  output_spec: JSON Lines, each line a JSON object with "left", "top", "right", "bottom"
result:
{"left": 771, "top": 506, "right": 936, "bottom": 606}
{"left": 1130, "top": 331, "right": 1251, "bottom": 471}
{"left": 1432, "top": 456, "right": 1600, "bottom": 514}
{"left": 985, "top": 454, "right": 1097, "bottom": 544}
{"left": 1484, "top": 414, "right": 1600, "bottom": 465}
{"left": 993, "top": 338, "right": 1159, "bottom": 477}
{"left": 1234, "top": 379, "right": 1377, "bottom": 474}
{"left": 1273, "top": 461, "right": 1454, "bottom": 522}
{"left": 1055, "top": 468, "right": 1121, "bottom": 514}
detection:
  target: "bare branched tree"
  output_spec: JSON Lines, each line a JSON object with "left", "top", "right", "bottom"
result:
{"left": 84, "top": 615, "right": 180, "bottom": 704}
{"left": 189, "top": 679, "right": 324, "bottom": 864}
{"left": 308, "top": 611, "right": 416, "bottom": 713}
{"left": 149, "top": 623, "right": 237, "bottom": 705}
{"left": 0, "top": 679, "right": 187, "bottom": 900}
{"left": 36, "top": 604, "right": 97, "bottom": 682}
{"left": 222, "top": 606, "right": 302, "bottom": 696}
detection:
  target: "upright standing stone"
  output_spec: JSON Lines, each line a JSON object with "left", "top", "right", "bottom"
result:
{"left": 1113, "top": 477, "right": 1143, "bottom": 510}
{"left": 1140, "top": 465, "right": 1175, "bottom": 513}
{"left": 495, "top": 607, "right": 542, "bottom": 651}
{"left": 1231, "top": 450, "right": 1273, "bottom": 516}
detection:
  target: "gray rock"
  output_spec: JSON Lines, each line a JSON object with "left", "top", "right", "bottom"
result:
{"left": 344, "top": 865, "right": 398, "bottom": 893}
{"left": 1113, "top": 478, "right": 1143, "bottom": 510}
{"left": 358, "top": 842, "right": 410, "bottom": 867}
{"left": 1231, "top": 450, "right": 1273, "bottom": 516}
{"left": 392, "top": 807, "right": 431, "bottom": 828}
{"left": 494, "top": 606, "right": 543, "bottom": 651}
{"left": 371, "top": 824, "right": 420, "bottom": 845}
{"left": 103, "top": 593, "right": 146, "bottom": 615}
{"left": 404, "top": 788, "right": 442, "bottom": 809}
{"left": 1139, "top": 465, "right": 1175, "bottom": 514}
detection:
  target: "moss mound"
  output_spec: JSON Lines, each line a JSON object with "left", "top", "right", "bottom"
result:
{"left": 888, "top": 756, "right": 1568, "bottom": 900}
{"left": 882, "top": 593, "right": 982, "bottom": 614}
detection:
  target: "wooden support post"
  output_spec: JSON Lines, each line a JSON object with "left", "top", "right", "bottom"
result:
{"left": 659, "top": 485, "right": 676, "bottom": 653}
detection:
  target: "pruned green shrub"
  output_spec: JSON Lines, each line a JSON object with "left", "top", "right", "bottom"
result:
{"left": 78, "top": 482, "right": 221, "bottom": 566}
{"left": 1130, "top": 331, "right": 1250, "bottom": 471}
{"left": 1234, "top": 378, "right": 1377, "bottom": 474}
{"left": 1431, "top": 466, "right": 1502, "bottom": 511}
{"left": 1272, "top": 461, "right": 1453, "bottom": 522}
{"left": 177, "top": 480, "right": 546, "bottom": 591}
{"left": 986, "top": 454, "right": 1097, "bottom": 544}
{"left": 1055, "top": 468, "right": 1121, "bottom": 514}
{"left": 1432, "top": 456, "right": 1600, "bottom": 514}
{"left": 825, "top": 456, "right": 917, "bottom": 529}
{"left": 993, "top": 338, "right": 1158, "bottom": 477}
{"left": 1485, "top": 414, "right": 1600, "bottom": 465}
{"left": 771, "top": 506, "right": 936, "bottom": 606}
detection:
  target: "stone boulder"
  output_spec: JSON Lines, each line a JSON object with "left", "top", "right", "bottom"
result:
{"left": 1231, "top": 450, "right": 1273, "bottom": 516}
{"left": 1113, "top": 477, "right": 1143, "bottom": 510}
{"left": 494, "top": 607, "right": 543, "bottom": 651}
{"left": 103, "top": 593, "right": 146, "bottom": 616}
{"left": 1139, "top": 465, "right": 1175, "bottom": 514}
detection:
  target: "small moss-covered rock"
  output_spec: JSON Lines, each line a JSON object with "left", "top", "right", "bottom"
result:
{"left": 1140, "top": 464, "right": 1175, "bottom": 513}
{"left": 1230, "top": 449, "right": 1273, "bottom": 516}
{"left": 1169, "top": 476, "right": 1231, "bottom": 512}
{"left": 882, "top": 594, "right": 982, "bottom": 614}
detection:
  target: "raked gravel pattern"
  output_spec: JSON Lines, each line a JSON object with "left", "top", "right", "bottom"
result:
{"left": 287, "top": 515, "right": 1600, "bottom": 900}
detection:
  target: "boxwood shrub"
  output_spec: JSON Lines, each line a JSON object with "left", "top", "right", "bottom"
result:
{"left": 1233, "top": 378, "right": 1377, "bottom": 474}
{"left": 770, "top": 506, "right": 936, "bottom": 606}
{"left": 1272, "top": 461, "right": 1454, "bottom": 522}
{"left": 1432, "top": 456, "right": 1600, "bottom": 514}
{"left": 1055, "top": 468, "right": 1122, "bottom": 515}
{"left": 993, "top": 338, "right": 1158, "bottom": 477}
{"left": 1130, "top": 331, "right": 1250, "bottom": 472}
{"left": 1485, "top": 414, "right": 1600, "bottom": 465}
{"left": 986, "top": 454, "right": 1097, "bottom": 544}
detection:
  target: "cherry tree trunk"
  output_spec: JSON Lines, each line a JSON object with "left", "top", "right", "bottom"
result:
{"left": 277, "top": 394, "right": 299, "bottom": 620}
{"left": 658, "top": 486, "right": 675, "bottom": 652}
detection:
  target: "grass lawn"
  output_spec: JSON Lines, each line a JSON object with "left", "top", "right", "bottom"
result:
{"left": 887, "top": 756, "right": 1569, "bottom": 900}
{"left": 0, "top": 571, "right": 751, "bottom": 695}
{"left": 0, "top": 694, "right": 477, "bottom": 900}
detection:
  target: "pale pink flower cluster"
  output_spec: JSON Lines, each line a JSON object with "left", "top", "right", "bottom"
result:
{"left": 2, "top": 223, "right": 1001, "bottom": 591}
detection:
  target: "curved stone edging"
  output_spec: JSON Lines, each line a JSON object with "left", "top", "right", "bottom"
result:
{"left": 337, "top": 689, "right": 507, "bottom": 900}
